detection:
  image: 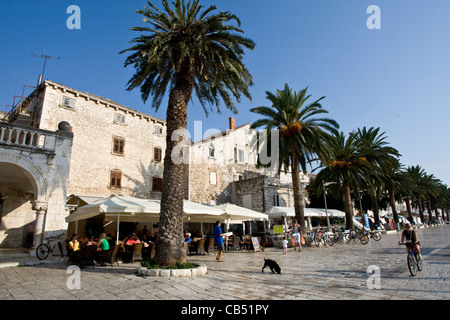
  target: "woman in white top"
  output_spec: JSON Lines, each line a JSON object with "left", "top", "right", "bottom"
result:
{"left": 290, "top": 220, "right": 302, "bottom": 252}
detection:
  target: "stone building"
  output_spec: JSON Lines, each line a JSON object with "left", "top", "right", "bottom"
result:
{"left": 0, "top": 121, "right": 73, "bottom": 248}
{"left": 3, "top": 79, "right": 167, "bottom": 243}
{"left": 17, "top": 80, "right": 167, "bottom": 199}
{"left": 188, "top": 117, "right": 311, "bottom": 213}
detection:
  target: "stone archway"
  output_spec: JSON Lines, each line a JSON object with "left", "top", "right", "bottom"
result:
{"left": 0, "top": 150, "right": 48, "bottom": 248}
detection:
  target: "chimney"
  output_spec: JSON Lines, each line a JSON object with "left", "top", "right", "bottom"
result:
{"left": 229, "top": 117, "right": 236, "bottom": 130}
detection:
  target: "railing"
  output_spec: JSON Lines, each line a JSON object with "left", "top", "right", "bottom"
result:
{"left": 0, "top": 123, "right": 55, "bottom": 151}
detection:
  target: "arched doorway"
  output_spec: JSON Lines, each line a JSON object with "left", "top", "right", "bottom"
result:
{"left": 0, "top": 158, "right": 47, "bottom": 248}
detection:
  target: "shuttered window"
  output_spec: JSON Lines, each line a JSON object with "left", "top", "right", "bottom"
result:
{"left": 110, "top": 170, "right": 122, "bottom": 188}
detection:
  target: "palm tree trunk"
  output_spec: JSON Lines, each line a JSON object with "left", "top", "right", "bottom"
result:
{"left": 427, "top": 202, "right": 433, "bottom": 223}
{"left": 370, "top": 186, "right": 380, "bottom": 226}
{"left": 405, "top": 197, "right": 413, "bottom": 224}
{"left": 290, "top": 150, "right": 306, "bottom": 231}
{"left": 155, "top": 69, "right": 194, "bottom": 266}
{"left": 343, "top": 180, "right": 354, "bottom": 230}
{"left": 388, "top": 185, "right": 399, "bottom": 223}
{"left": 418, "top": 201, "right": 425, "bottom": 224}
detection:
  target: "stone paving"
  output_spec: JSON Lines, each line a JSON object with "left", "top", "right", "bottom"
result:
{"left": 0, "top": 226, "right": 448, "bottom": 301}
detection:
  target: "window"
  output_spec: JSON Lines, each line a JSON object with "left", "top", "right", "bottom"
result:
{"left": 274, "top": 194, "right": 282, "bottom": 207}
{"left": 61, "top": 96, "right": 76, "bottom": 109}
{"left": 210, "top": 172, "right": 217, "bottom": 185}
{"left": 152, "top": 177, "right": 163, "bottom": 192}
{"left": 113, "top": 137, "right": 125, "bottom": 155}
{"left": 155, "top": 125, "right": 163, "bottom": 135}
{"left": 153, "top": 147, "right": 162, "bottom": 162}
{"left": 236, "top": 148, "right": 248, "bottom": 164}
{"left": 114, "top": 113, "right": 126, "bottom": 125}
{"left": 208, "top": 144, "right": 215, "bottom": 158}
{"left": 110, "top": 170, "right": 122, "bottom": 188}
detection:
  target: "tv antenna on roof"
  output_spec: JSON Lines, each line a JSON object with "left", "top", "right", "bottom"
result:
{"left": 31, "top": 52, "right": 60, "bottom": 82}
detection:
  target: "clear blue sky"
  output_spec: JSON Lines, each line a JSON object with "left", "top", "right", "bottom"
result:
{"left": 1, "top": 0, "right": 449, "bottom": 186}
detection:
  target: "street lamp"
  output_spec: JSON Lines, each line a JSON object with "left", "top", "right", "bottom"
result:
{"left": 323, "top": 181, "right": 338, "bottom": 231}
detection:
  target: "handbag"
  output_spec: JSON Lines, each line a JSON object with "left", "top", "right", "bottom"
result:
{"left": 300, "top": 235, "right": 306, "bottom": 245}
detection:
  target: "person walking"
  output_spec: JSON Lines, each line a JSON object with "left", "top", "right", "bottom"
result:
{"left": 213, "top": 221, "right": 227, "bottom": 262}
{"left": 290, "top": 220, "right": 302, "bottom": 252}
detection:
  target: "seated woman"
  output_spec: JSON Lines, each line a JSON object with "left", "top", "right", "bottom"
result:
{"left": 126, "top": 233, "right": 141, "bottom": 246}
{"left": 95, "top": 233, "right": 110, "bottom": 266}
{"left": 68, "top": 234, "right": 80, "bottom": 252}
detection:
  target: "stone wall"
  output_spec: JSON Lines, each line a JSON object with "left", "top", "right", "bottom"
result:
{"left": 0, "top": 123, "right": 73, "bottom": 247}
{"left": 34, "top": 80, "right": 166, "bottom": 199}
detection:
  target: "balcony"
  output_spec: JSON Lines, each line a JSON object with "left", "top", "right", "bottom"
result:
{"left": 0, "top": 122, "right": 56, "bottom": 152}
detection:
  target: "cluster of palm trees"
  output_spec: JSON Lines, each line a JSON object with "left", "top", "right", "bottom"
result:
{"left": 251, "top": 85, "right": 449, "bottom": 231}
{"left": 120, "top": 0, "right": 448, "bottom": 265}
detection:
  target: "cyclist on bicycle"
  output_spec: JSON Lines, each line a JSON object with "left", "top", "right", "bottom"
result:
{"left": 400, "top": 222, "right": 422, "bottom": 261}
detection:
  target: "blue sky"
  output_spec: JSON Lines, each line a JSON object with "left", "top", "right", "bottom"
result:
{"left": 1, "top": 0, "right": 449, "bottom": 186}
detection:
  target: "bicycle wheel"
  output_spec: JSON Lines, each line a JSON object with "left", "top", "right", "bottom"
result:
{"left": 407, "top": 254, "right": 417, "bottom": 276}
{"left": 36, "top": 244, "right": 50, "bottom": 260}
{"left": 417, "top": 257, "right": 423, "bottom": 271}
{"left": 327, "top": 235, "right": 334, "bottom": 246}
{"left": 360, "top": 234, "right": 369, "bottom": 245}
{"left": 372, "top": 232, "right": 381, "bottom": 241}
{"left": 58, "top": 241, "right": 64, "bottom": 258}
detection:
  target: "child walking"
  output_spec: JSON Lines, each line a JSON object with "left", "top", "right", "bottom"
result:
{"left": 282, "top": 235, "right": 288, "bottom": 255}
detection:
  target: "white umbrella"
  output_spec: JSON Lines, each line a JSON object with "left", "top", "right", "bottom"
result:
{"left": 183, "top": 200, "right": 226, "bottom": 223}
{"left": 65, "top": 194, "right": 160, "bottom": 223}
{"left": 215, "top": 203, "right": 269, "bottom": 221}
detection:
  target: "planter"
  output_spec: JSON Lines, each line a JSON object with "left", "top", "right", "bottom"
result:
{"left": 137, "top": 264, "right": 207, "bottom": 277}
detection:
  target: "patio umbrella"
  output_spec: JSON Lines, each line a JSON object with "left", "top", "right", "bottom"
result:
{"left": 65, "top": 194, "right": 161, "bottom": 223}
{"left": 65, "top": 194, "right": 161, "bottom": 244}
{"left": 183, "top": 200, "right": 226, "bottom": 223}
{"left": 214, "top": 203, "right": 269, "bottom": 221}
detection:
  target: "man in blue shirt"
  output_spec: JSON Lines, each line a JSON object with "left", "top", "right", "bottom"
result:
{"left": 213, "top": 221, "right": 227, "bottom": 262}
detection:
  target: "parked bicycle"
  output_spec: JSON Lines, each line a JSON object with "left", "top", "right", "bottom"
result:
{"left": 399, "top": 241, "right": 423, "bottom": 276}
{"left": 356, "top": 229, "right": 370, "bottom": 245}
{"left": 370, "top": 230, "right": 382, "bottom": 241}
{"left": 36, "top": 233, "right": 65, "bottom": 260}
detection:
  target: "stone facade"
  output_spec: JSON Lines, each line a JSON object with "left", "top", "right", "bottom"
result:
{"left": 188, "top": 122, "right": 260, "bottom": 205}
{"left": 188, "top": 118, "right": 311, "bottom": 214}
{"left": 0, "top": 122, "right": 73, "bottom": 248}
{"left": 25, "top": 80, "right": 167, "bottom": 199}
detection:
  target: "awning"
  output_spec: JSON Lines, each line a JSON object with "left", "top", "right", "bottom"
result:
{"left": 214, "top": 203, "right": 269, "bottom": 221}
{"left": 264, "top": 206, "right": 345, "bottom": 218}
{"left": 65, "top": 194, "right": 229, "bottom": 223}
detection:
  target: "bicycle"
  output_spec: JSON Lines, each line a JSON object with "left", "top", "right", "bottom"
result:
{"left": 399, "top": 241, "right": 423, "bottom": 276}
{"left": 36, "top": 233, "right": 65, "bottom": 260}
{"left": 370, "top": 230, "right": 382, "bottom": 241}
{"left": 356, "top": 229, "right": 370, "bottom": 245}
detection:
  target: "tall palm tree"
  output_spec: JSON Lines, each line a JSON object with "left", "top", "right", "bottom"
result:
{"left": 354, "top": 127, "right": 400, "bottom": 226}
{"left": 384, "top": 160, "right": 411, "bottom": 224}
{"left": 404, "top": 165, "right": 429, "bottom": 223}
{"left": 315, "top": 131, "right": 373, "bottom": 229}
{"left": 250, "top": 84, "right": 339, "bottom": 231}
{"left": 120, "top": 0, "right": 255, "bottom": 266}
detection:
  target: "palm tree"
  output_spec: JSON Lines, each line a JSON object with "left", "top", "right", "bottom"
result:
{"left": 354, "top": 127, "right": 400, "bottom": 226}
{"left": 315, "top": 131, "right": 373, "bottom": 229}
{"left": 250, "top": 84, "right": 339, "bottom": 231}
{"left": 384, "top": 160, "right": 411, "bottom": 224}
{"left": 120, "top": 0, "right": 255, "bottom": 266}
{"left": 403, "top": 165, "right": 429, "bottom": 224}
